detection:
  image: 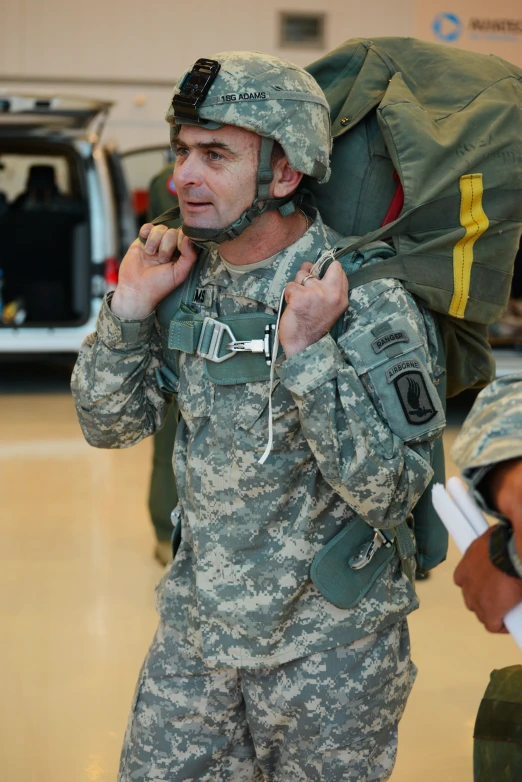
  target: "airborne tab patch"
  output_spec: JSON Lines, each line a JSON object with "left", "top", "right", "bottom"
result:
{"left": 371, "top": 330, "right": 409, "bottom": 354}
{"left": 393, "top": 371, "right": 437, "bottom": 425}
{"left": 385, "top": 359, "right": 420, "bottom": 383}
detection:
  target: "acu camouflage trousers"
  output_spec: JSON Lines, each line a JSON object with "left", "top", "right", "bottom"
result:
{"left": 119, "top": 619, "right": 415, "bottom": 782}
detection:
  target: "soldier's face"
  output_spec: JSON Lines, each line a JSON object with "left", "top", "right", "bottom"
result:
{"left": 173, "top": 124, "right": 260, "bottom": 234}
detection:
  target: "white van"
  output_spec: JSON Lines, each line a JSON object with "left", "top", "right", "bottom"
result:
{"left": 0, "top": 93, "right": 136, "bottom": 354}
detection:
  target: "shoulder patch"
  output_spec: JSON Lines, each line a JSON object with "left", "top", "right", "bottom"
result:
{"left": 393, "top": 371, "right": 437, "bottom": 425}
{"left": 385, "top": 359, "right": 421, "bottom": 382}
{"left": 165, "top": 174, "right": 177, "bottom": 196}
{"left": 371, "top": 330, "right": 409, "bottom": 354}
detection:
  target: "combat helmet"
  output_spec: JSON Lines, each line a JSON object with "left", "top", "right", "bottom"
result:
{"left": 165, "top": 51, "right": 332, "bottom": 244}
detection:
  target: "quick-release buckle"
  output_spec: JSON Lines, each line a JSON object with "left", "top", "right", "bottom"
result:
{"left": 197, "top": 317, "right": 275, "bottom": 365}
{"left": 349, "top": 529, "right": 393, "bottom": 571}
{"left": 173, "top": 58, "right": 221, "bottom": 123}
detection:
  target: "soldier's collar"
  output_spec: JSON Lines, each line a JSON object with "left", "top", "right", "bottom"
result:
{"left": 198, "top": 209, "right": 333, "bottom": 310}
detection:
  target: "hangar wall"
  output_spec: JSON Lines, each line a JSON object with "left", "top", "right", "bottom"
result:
{"left": 1, "top": 0, "right": 521, "bottom": 149}
{"left": 1, "top": 0, "right": 414, "bottom": 78}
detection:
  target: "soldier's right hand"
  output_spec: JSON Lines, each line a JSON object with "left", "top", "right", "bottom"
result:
{"left": 111, "top": 223, "right": 198, "bottom": 320}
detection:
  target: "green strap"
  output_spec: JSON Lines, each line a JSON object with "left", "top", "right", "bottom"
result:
{"left": 154, "top": 365, "right": 179, "bottom": 394}
{"left": 392, "top": 520, "right": 416, "bottom": 583}
{"left": 151, "top": 205, "right": 181, "bottom": 225}
{"left": 346, "top": 256, "right": 409, "bottom": 289}
{"left": 393, "top": 519, "right": 416, "bottom": 558}
{"left": 176, "top": 256, "right": 203, "bottom": 310}
{"left": 257, "top": 137, "right": 275, "bottom": 200}
{"left": 168, "top": 311, "right": 204, "bottom": 352}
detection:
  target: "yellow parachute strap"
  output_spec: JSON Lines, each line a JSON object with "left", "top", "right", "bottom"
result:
{"left": 449, "top": 173, "right": 489, "bottom": 319}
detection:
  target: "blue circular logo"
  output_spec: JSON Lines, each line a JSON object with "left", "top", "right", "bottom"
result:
{"left": 432, "top": 12, "right": 463, "bottom": 42}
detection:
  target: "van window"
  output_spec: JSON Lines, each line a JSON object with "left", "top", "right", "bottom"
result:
{"left": 0, "top": 153, "right": 73, "bottom": 205}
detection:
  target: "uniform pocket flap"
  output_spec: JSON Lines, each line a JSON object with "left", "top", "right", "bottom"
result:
{"left": 311, "top": 519, "right": 395, "bottom": 610}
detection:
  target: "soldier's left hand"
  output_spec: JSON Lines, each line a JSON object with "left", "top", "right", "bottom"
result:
{"left": 454, "top": 528, "right": 522, "bottom": 633}
{"left": 280, "top": 261, "right": 349, "bottom": 358}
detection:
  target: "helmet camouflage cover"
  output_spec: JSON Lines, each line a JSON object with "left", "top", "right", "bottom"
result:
{"left": 166, "top": 51, "right": 332, "bottom": 183}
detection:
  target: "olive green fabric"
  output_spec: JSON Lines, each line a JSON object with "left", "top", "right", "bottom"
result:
{"left": 304, "top": 37, "right": 522, "bottom": 397}
{"left": 147, "top": 165, "right": 180, "bottom": 543}
{"left": 474, "top": 665, "right": 522, "bottom": 781}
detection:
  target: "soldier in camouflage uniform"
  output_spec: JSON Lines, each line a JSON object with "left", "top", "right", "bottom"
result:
{"left": 452, "top": 374, "right": 522, "bottom": 781}
{"left": 452, "top": 373, "right": 522, "bottom": 631}
{"left": 71, "top": 52, "right": 446, "bottom": 781}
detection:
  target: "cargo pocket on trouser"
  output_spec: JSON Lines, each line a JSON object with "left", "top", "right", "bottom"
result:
{"left": 319, "top": 621, "right": 416, "bottom": 782}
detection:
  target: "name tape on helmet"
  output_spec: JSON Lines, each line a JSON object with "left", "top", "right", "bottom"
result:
{"left": 220, "top": 92, "right": 267, "bottom": 103}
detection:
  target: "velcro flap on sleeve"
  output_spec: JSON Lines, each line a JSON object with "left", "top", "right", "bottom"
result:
{"left": 98, "top": 294, "right": 155, "bottom": 349}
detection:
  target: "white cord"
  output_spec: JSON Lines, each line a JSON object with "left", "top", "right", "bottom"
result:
{"left": 258, "top": 245, "right": 336, "bottom": 465}
{"left": 258, "top": 289, "right": 286, "bottom": 465}
{"left": 309, "top": 248, "right": 336, "bottom": 279}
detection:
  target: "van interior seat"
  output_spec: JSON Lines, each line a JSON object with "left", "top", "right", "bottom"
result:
{"left": 11, "top": 164, "right": 81, "bottom": 213}
{"left": 0, "top": 209, "right": 86, "bottom": 322}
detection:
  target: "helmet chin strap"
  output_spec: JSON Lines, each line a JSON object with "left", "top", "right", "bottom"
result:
{"left": 182, "top": 195, "right": 295, "bottom": 247}
{"left": 182, "top": 136, "right": 296, "bottom": 248}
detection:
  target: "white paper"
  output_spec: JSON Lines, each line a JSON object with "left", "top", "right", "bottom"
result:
{"left": 447, "top": 476, "right": 489, "bottom": 537}
{"left": 431, "top": 484, "right": 477, "bottom": 554}
{"left": 431, "top": 482, "right": 522, "bottom": 652}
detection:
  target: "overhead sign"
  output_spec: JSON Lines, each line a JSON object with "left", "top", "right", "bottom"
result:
{"left": 415, "top": 1, "right": 522, "bottom": 66}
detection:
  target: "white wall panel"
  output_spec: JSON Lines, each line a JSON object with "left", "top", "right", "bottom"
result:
{"left": 3, "top": 0, "right": 520, "bottom": 78}
{"left": 2, "top": 0, "right": 520, "bottom": 149}
{"left": 1, "top": 0, "right": 25, "bottom": 74}
{"left": 2, "top": 0, "right": 417, "bottom": 79}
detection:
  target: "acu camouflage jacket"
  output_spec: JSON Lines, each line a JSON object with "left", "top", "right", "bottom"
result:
{"left": 72, "top": 211, "right": 445, "bottom": 668}
{"left": 453, "top": 372, "right": 522, "bottom": 505}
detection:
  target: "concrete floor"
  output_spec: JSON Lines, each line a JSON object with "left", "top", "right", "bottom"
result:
{"left": 0, "top": 366, "right": 519, "bottom": 782}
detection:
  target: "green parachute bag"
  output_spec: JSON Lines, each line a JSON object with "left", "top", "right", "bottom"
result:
{"left": 304, "top": 36, "right": 522, "bottom": 398}
{"left": 474, "top": 665, "right": 522, "bottom": 781}
{"left": 304, "top": 38, "right": 522, "bottom": 573}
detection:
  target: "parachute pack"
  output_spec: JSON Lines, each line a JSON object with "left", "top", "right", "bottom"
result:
{"left": 304, "top": 36, "right": 522, "bottom": 399}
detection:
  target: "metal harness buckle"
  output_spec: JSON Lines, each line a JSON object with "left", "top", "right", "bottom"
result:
{"left": 349, "top": 529, "right": 393, "bottom": 571}
{"left": 196, "top": 317, "right": 275, "bottom": 365}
